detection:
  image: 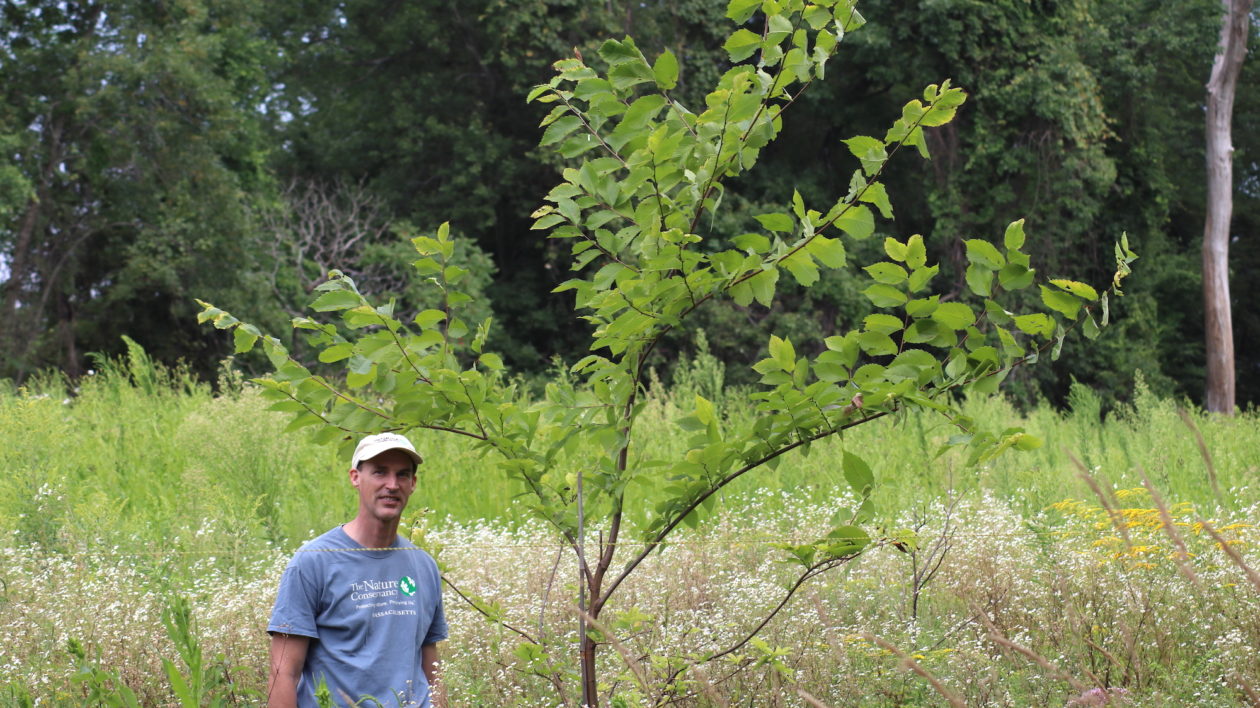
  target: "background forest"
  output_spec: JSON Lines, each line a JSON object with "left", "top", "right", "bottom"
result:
{"left": 1, "top": 0, "right": 1256, "bottom": 406}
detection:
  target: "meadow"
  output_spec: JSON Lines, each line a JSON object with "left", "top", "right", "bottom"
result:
{"left": 0, "top": 350, "right": 1257, "bottom": 706}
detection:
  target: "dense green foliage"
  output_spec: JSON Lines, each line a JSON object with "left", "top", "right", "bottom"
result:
{"left": 2, "top": 0, "right": 1257, "bottom": 408}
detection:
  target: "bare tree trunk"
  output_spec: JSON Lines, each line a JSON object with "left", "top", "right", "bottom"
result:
{"left": 1203, "top": 0, "right": 1252, "bottom": 414}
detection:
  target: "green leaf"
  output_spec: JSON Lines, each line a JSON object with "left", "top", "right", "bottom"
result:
{"left": 724, "top": 28, "right": 762, "bottom": 62}
{"left": 842, "top": 136, "right": 887, "bottom": 175}
{"left": 965, "top": 264, "right": 993, "bottom": 297}
{"left": 931, "top": 302, "right": 975, "bottom": 330}
{"left": 807, "top": 235, "right": 846, "bottom": 268}
{"left": 856, "top": 331, "right": 897, "bottom": 356}
{"left": 835, "top": 205, "right": 874, "bottom": 239}
{"left": 863, "top": 284, "right": 907, "bottom": 307}
{"left": 842, "top": 451, "right": 874, "bottom": 495}
{"left": 1004, "top": 219, "right": 1026, "bottom": 250}
{"left": 310, "top": 290, "right": 361, "bottom": 312}
{"left": 1050, "top": 279, "right": 1099, "bottom": 301}
{"left": 905, "top": 234, "right": 927, "bottom": 270}
{"left": 540, "top": 115, "right": 582, "bottom": 147}
{"left": 905, "top": 296, "right": 939, "bottom": 318}
{"left": 233, "top": 327, "right": 258, "bottom": 354}
{"left": 318, "top": 343, "right": 354, "bottom": 363}
{"left": 883, "top": 237, "right": 907, "bottom": 262}
{"left": 769, "top": 335, "right": 796, "bottom": 371}
{"left": 1014, "top": 313, "right": 1054, "bottom": 338}
{"left": 1040, "top": 285, "right": 1082, "bottom": 319}
{"left": 864, "top": 262, "right": 908, "bottom": 285}
{"left": 653, "top": 49, "right": 679, "bottom": 90}
{"left": 414, "top": 309, "right": 447, "bottom": 329}
{"left": 998, "top": 263, "right": 1035, "bottom": 290}
{"left": 750, "top": 268, "right": 779, "bottom": 307}
{"left": 755, "top": 213, "right": 795, "bottom": 233}
{"left": 863, "top": 313, "right": 903, "bottom": 335}
{"left": 726, "top": 0, "right": 762, "bottom": 23}
{"left": 479, "top": 352, "right": 505, "bottom": 370}
{"left": 907, "top": 264, "right": 938, "bottom": 293}
{"left": 964, "top": 239, "right": 1004, "bottom": 269}
{"left": 859, "top": 182, "right": 893, "bottom": 219}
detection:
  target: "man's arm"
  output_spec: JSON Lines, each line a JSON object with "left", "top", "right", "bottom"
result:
{"left": 422, "top": 643, "right": 443, "bottom": 708}
{"left": 268, "top": 632, "right": 310, "bottom": 708}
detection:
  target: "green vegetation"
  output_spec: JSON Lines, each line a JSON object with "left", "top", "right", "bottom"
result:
{"left": 3, "top": 0, "right": 1259, "bottom": 408}
{"left": 0, "top": 361, "right": 1257, "bottom": 704}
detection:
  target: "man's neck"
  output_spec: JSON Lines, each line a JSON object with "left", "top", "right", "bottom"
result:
{"left": 342, "top": 517, "right": 400, "bottom": 549}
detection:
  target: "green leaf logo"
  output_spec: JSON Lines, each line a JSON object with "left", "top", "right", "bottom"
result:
{"left": 399, "top": 576, "right": 416, "bottom": 597}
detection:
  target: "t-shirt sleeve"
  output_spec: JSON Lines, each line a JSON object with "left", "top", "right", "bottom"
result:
{"left": 423, "top": 567, "right": 449, "bottom": 645}
{"left": 268, "top": 555, "right": 321, "bottom": 639}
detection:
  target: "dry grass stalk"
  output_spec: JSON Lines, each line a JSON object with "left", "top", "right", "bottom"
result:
{"left": 1069, "top": 452, "right": 1134, "bottom": 550}
{"left": 973, "top": 606, "right": 1092, "bottom": 694}
{"left": 1199, "top": 519, "right": 1260, "bottom": 595}
{"left": 685, "top": 665, "right": 730, "bottom": 708}
{"left": 1138, "top": 467, "right": 1205, "bottom": 592}
{"left": 794, "top": 687, "right": 834, "bottom": 708}
{"left": 1177, "top": 407, "right": 1224, "bottom": 505}
{"left": 1234, "top": 673, "right": 1260, "bottom": 707}
{"left": 861, "top": 633, "right": 966, "bottom": 708}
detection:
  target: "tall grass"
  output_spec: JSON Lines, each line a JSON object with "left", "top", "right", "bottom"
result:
{"left": 1, "top": 351, "right": 1257, "bottom": 705}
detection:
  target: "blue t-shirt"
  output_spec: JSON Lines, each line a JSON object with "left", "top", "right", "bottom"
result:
{"left": 269, "top": 527, "right": 448, "bottom": 708}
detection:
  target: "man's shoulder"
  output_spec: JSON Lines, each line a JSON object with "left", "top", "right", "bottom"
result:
{"left": 286, "top": 526, "right": 354, "bottom": 567}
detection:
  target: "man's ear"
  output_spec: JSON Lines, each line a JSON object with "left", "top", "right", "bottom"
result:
{"left": 349, "top": 466, "right": 360, "bottom": 488}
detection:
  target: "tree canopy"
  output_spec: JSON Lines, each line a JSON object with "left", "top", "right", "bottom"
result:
{"left": 2, "top": 0, "right": 1255, "bottom": 409}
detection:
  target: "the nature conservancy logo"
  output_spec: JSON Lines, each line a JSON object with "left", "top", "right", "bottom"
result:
{"left": 399, "top": 575, "right": 417, "bottom": 596}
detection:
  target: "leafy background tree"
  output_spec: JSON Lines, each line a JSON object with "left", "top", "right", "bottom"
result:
{"left": 2, "top": 0, "right": 1256, "bottom": 410}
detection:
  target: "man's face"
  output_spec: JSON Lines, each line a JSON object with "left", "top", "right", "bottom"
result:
{"left": 350, "top": 449, "right": 417, "bottom": 523}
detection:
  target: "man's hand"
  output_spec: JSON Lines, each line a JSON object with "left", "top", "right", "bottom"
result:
{"left": 268, "top": 633, "right": 310, "bottom": 708}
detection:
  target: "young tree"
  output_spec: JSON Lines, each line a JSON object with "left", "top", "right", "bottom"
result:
{"left": 200, "top": 1, "right": 1135, "bottom": 703}
{"left": 1203, "top": 0, "right": 1253, "bottom": 414}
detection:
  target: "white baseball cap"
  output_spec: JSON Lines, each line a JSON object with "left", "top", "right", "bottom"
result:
{"left": 352, "top": 433, "right": 423, "bottom": 468}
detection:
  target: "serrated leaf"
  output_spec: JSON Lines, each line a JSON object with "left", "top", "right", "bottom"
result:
{"left": 1041, "top": 285, "right": 1082, "bottom": 319}
{"left": 755, "top": 213, "right": 794, "bottom": 232}
{"left": 998, "top": 263, "right": 1035, "bottom": 290}
{"left": 905, "top": 234, "right": 926, "bottom": 270}
{"left": 842, "top": 452, "right": 874, "bottom": 495}
{"left": 856, "top": 331, "right": 896, "bottom": 356}
{"left": 907, "top": 264, "right": 938, "bottom": 292}
{"left": 1014, "top": 313, "right": 1054, "bottom": 338}
{"left": 859, "top": 182, "right": 893, "bottom": 219}
{"left": 479, "top": 352, "right": 505, "bottom": 370}
{"left": 1051, "top": 279, "right": 1099, "bottom": 301}
{"left": 931, "top": 302, "right": 976, "bottom": 330}
{"left": 965, "top": 264, "right": 993, "bottom": 297}
{"left": 842, "top": 136, "right": 887, "bottom": 175}
{"left": 807, "top": 235, "right": 846, "bottom": 268}
{"left": 414, "top": 309, "right": 447, "bottom": 329}
{"left": 964, "top": 239, "right": 1004, "bottom": 269}
{"left": 233, "top": 327, "right": 258, "bottom": 353}
{"left": 653, "top": 49, "right": 679, "bottom": 90}
{"left": 864, "top": 262, "right": 908, "bottom": 284}
{"left": 726, "top": 0, "right": 762, "bottom": 23}
{"left": 1004, "top": 219, "right": 1026, "bottom": 250}
{"left": 884, "top": 237, "right": 908, "bottom": 262}
{"left": 310, "top": 290, "right": 361, "bottom": 312}
{"left": 723, "top": 28, "right": 762, "bottom": 62}
{"left": 863, "top": 284, "right": 907, "bottom": 307}
{"left": 835, "top": 205, "right": 874, "bottom": 239}
{"left": 864, "top": 313, "right": 903, "bottom": 335}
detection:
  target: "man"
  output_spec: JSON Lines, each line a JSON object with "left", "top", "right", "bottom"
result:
{"left": 267, "top": 433, "right": 448, "bottom": 708}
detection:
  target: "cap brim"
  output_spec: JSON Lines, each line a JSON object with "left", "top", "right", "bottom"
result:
{"left": 355, "top": 444, "right": 423, "bottom": 467}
